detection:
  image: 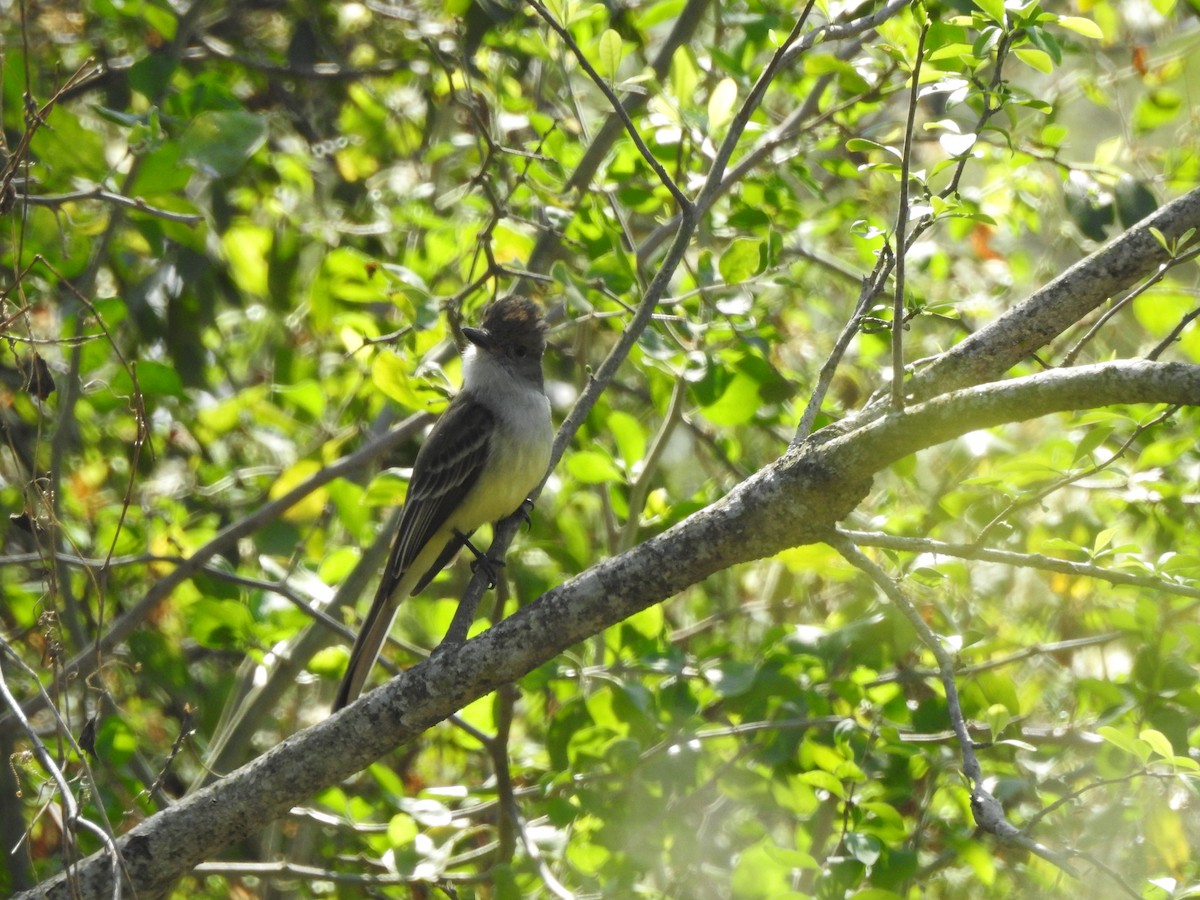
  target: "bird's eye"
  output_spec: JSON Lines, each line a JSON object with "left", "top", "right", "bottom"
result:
{"left": 514, "top": 346, "right": 528, "bottom": 358}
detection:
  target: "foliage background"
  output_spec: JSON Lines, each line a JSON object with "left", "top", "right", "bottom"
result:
{"left": 1, "top": 0, "right": 1199, "bottom": 897}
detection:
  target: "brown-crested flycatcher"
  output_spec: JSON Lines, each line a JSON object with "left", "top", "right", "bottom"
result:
{"left": 333, "top": 298, "right": 552, "bottom": 710}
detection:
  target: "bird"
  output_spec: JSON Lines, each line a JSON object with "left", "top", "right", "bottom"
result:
{"left": 333, "top": 297, "right": 553, "bottom": 710}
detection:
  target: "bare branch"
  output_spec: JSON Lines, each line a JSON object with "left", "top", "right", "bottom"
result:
{"left": 524, "top": 0, "right": 691, "bottom": 211}
{"left": 905, "top": 188, "right": 1200, "bottom": 400}
{"left": 828, "top": 536, "right": 1079, "bottom": 877}
{"left": 19, "top": 189, "right": 203, "bottom": 226}
{"left": 838, "top": 529, "right": 1200, "bottom": 605}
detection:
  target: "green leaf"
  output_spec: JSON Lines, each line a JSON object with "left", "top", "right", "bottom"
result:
{"left": 190, "top": 599, "right": 254, "bottom": 648}
{"left": 1024, "top": 27, "right": 1063, "bottom": 65}
{"left": 718, "top": 237, "right": 764, "bottom": 284}
{"left": 1055, "top": 15, "right": 1103, "bottom": 39}
{"left": 624, "top": 604, "right": 663, "bottom": 640}
{"left": 607, "top": 409, "right": 647, "bottom": 469}
{"left": 324, "top": 247, "right": 390, "bottom": 304}
{"left": 909, "top": 566, "right": 946, "bottom": 586}
{"left": 696, "top": 370, "right": 760, "bottom": 426}
{"left": 115, "top": 361, "right": 184, "bottom": 399}
{"left": 1092, "top": 527, "right": 1121, "bottom": 557}
{"left": 1014, "top": 48, "right": 1054, "bottom": 74}
{"left": 845, "top": 832, "right": 883, "bottom": 866}
{"left": 1096, "top": 725, "right": 1150, "bottom": 762}
{"left": 846, "top": 137, "right": 901, "bottom": 158}
{"left": 319, "top": 547, "right": 362, "bottom": 584}
{"left": 973, "top": 0, "right": 1006, "bottom": 24}
{"left": 707, "top": 77, "right": 738, "bottom": 131}
{"left": 371, "top": 352, "right": 414, "bottom": 407}
{"left": 972, "top": 23, "right": 1003, "bottom": 55}
{"left": 985, "top": 704, "right": 1012, "bottom": 740}
{"left": 268, "top": 460, "right": 328, "bottom": 522}
{"left": 670, "top": 45, "right": 699, "bottom": 103}
{"left": 800, "top": 770, "right": 846, "bottom": 799}
{"left": 386, "top": 813, "right": 418, "bottom": 847}
{"left": 95, "top": 716, "right": 139, "bottom": 766}
{"left": 1072, "top": 424, "right": 1112, "bottom": 463}
{"left": 706, "top": 660, "right": 757, "bottom": 697}
{"left": 731, "top": 837, "right": 817, "bottom": 898}
{"left": 1139, "top": 729, "right": 1175, "bottom": 759}
{"left": 543, "top": 0, "right": 573, "bottom": 25}
{"left": 565, "top": 449, "right": 624, "bottom": 484}
{"left": 597, "top": 29, "right": 624, "bottom": 79}
{"left": 129, "top": 53, "right": 179, "bottom": 101}
{"left": 222, "top": 223, "right": 272, "bottom": 297}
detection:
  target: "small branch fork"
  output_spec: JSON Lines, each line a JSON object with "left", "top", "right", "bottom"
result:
{"left": 795, "top": 16, "right": 1019, "bottom": 445}
{"left": 829, "top": 535, "right": 1083, "bottom": 879}
{"left": 444, "top": 0, "right": 839, "bottom": 681}
{"left": 461, "top": 0, "right": 830, "bottom": 618}
{"left": 524, "top": 0, "right": 693, "bottom": 214}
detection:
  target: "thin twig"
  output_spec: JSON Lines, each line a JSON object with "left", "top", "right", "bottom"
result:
{"left": 696, "top": 1, "right": 817, "bottom": 214}
{"left": 891, "top": 20, "right": 929, "bottom": 409}
{"left": 524, "top": 0, "right": 690, "bottom": 212}
{"left": 839, "top": 529, "right": 1200, "bottom": 605}
{"left": 973, "top": 404, "right": 1179, "bottom": 546}
{"left": 0, "top": 641, "right": 130, "bottom": 895}
{"left": 617, "top": 373, "right": 687, "bottom": 551}
{"left": 828, "top": 535, "right": 1079, "bottom": 877}
{"left": 869, "top": 631, "right": 1122, "bottom": 683}
{"left": 20, "top": 189, "right": 203, "bottom": 225}
{"left": 1065, "top": 245, "right": 1200, "bottom": 363}
{"left": 796, "top": 15, "right": 1021, "bottom": 443}
{"left": 829, "top": 536, "right": 982, "bottom": 781}
{"left": 793, "top": 255, "right": 891, "bottom": 445}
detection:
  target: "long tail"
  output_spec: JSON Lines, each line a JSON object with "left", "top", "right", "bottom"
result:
{"left": 333, "top": 527, "right": 464, "bottom": 710}
{"left": 332, "top": 590, "right": 401, "bottom": 711}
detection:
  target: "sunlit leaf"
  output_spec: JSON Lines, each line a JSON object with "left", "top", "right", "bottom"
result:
{"left": 565, "top": 449, "right": 625, "bottom": 484}
{"left": 973, "top": 0, "right": 1005, "bottom": 24}
{"left": 597, "top": 29, "right": 624, "bottom": 79}
{"left": 707, "top": 76, "right": 738, "bottom": 131}
{"left": 718, "top": 237, "right": 764, "bottom": 284}
{"left": 1056, "top": 16, "right": 1103, "bottom": 39}
{"left": 1014, "top": 47, "right": 1054, "bottom": 73}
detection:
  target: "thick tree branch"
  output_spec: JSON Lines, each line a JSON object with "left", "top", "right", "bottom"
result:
{"left": 840, "top": 530, "right": 1200, "bottom": 605}
{"left": 22, "top": 358, "right": 1200, "bottom": 900}
{"left": 905, "top": 186, "right": 1200, "bottom": 399}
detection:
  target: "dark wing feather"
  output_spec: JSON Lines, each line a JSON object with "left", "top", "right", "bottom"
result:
{"left": 383, "top": 395, "right": 494, "bottom": 594}
{"left": 410, "top": 531, "right": 469, "bottom": 594}
{"left": 334, "top": 395, "right": 496, "bottom": 710}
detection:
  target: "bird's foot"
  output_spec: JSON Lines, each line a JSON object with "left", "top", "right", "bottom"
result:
{"left": 456, "top": 530, "right": 504, "bottom": 588}
{"left": 518, "top": 497, "right": 535, "bottom": 530}
{"left": 470, "top": 553, "right": 504, "bottom": 589}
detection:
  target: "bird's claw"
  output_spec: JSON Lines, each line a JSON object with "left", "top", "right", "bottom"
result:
{"left": 470, "top": 554, "right": 504, "bottom": 589}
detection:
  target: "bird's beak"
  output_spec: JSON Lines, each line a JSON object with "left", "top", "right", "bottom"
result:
{"left": 462, "top": 326, "right": 493, "bottom": 349}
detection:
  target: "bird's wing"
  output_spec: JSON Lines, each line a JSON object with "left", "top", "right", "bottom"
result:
{"left": 383, "top": 394, "right": 495, "bottom": 594}
{"left": 332, "top": 396, "right": 495, "bottom": 711}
